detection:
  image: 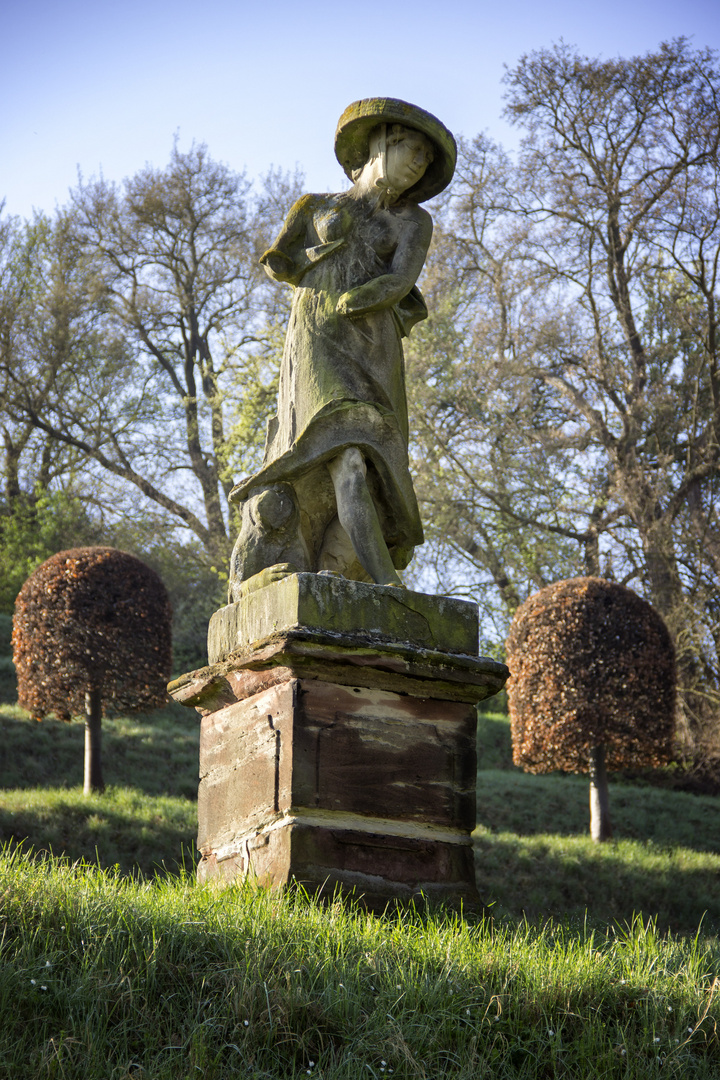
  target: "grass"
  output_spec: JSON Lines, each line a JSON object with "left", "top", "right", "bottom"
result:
{"left": 0, "top": 703, "right": 199, "bottom": 877}
{"left": 0, "top": 702, "right": 199, "bottom": 798}
{"left": 0, "top": 705, "right": 719, "bottom": 930}
{"left": 1, "top": 700, "right": 719, "bottom": 1074}
{"left": 1, "top": 847, "right": 719, "bottom": 1079}
{"left": 474, "top": 716, "right": 720, "bottom": 935}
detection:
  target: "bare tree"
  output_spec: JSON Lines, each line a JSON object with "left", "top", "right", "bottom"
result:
{"left": 503, "top": 39, "right": 720, "bottom": 709}
{"left": 2, "top": 147, "right": 301, "bottom": 565}
{"left": 406, "top": 136, "right": 600, "bottom": 635}
{"left": 409, "top": 41, "right": 720, "bottom": 723}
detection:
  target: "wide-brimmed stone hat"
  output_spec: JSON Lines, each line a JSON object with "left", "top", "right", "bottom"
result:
{"left": 335, "top": 97, "right": 456, "bottom": 202}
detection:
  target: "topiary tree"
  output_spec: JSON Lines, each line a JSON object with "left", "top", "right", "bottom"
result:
{"left": 506, "top": 577, "right": 676, "bottom": 842}
{"left": 13, "top": 547, "right": 172, "bottom": 794}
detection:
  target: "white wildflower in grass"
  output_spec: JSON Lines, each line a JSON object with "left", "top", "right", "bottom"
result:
{"left": 308, "top": 1062, "right": 314, "bottom": 1068}
{"left": 667, "top": 1005, "right": 672, "bottom": 1011}
{"left": 41, "top": 986, "right": 47, "bottom": 991}
{"left": 243, "top": 1020, "right": 249, "bottom": 1027}
{"left": 547, "top": 1029, "right": 555, "bottom": 1036}
{"left": 30, "top": 979, "right": 36, "bottom": 985}
{"left": 466, "top": 1009, "right": 471, "bottom": 1016}
{"left": 45, "top": 961, "right": 51, "bottom": 968}
{"left": 654, "top": 1037, "right": 660, "bottom": 1043}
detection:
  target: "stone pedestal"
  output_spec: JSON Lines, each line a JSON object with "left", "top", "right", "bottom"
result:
{"left": 169, "top": 574, "right": 507, "bottom": 909}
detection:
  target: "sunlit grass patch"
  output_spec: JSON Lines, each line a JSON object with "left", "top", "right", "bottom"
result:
{"left": 473, "top": 826, "right": 720, "bottom": 936}
{"left": 0, "top": 702, "right": 199, "bottom": 797}
{"left": 0, "top": 786, "right": 197, "bottom": 877}
{"left": 1, "top": 848, "right": 718, "bottom": 1078}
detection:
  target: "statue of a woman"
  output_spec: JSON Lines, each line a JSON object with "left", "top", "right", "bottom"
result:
{"left": 228, "top": 98, "right": 456, "bottom": 599}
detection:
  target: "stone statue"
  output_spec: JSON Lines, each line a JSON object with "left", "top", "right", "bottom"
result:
{"left": 228, "top": 98, "right": 456, "bottom": 601}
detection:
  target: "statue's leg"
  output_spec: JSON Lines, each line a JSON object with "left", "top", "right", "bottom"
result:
{"left": 327, "top": 447, "right": 402, "bottom": 586}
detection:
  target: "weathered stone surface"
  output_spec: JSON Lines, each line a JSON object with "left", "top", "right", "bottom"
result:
{"left": 170, "top": 630, "right": 508, "bottom": 708}
{"left": 207, "top": 573, "right": 479, "bottom": 663}
{"left": 196, "top": 677, "right": 476, "bottom": 852}
{"left": 197, "top": 682, "right": 296, "bottom": 854}
{"left": 185, "top": 661, "right": 487, "bottom": 908}
{"left": 169, "top": 579, "right": 508, "bottom": 908}
{"left": 227, "top": 101, "right": 457, "bottom": 594}
{"left": 292, "top": 680, "right": 476, "bottom": 828}
{"left": 197, "top": 813, "right": 478, "bottom": 909}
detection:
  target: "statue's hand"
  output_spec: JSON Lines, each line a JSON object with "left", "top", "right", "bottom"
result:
{"left": 234, "top": 563, "right": 296, "bottom": 601}
{"left": 260, "top": 250, "right": 295, "bottom": 282}
{"left": 336, "top": 289, "right": 364, "bottom": 316}
{"left": 337, "top": 276, "right": 402, "bottom": 316}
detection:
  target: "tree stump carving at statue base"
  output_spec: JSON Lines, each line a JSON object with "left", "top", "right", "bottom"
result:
{"left": 169, "top": 574, "right": 507, "bottom": 909}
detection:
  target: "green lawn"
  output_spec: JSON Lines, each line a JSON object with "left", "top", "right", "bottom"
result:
{"left": 0, "top": 703, "right": 718, "bottom": 935}
{"left": 1, "top": 848, "right": 718, "bottom": 1079}
{"left": 1, "top": 702, "right": 719, "bottom": 1076}
{"left": 0, "top": 703, "right": 199, "bottom": 877}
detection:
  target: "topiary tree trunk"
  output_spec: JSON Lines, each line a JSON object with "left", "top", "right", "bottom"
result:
{"left": 588, "top": 744, "right": 612, "bottom": 842}
{"left": 507, "top": 579, "right": 675, "bottom": 843}
{"left": 83, "top": 686, "right": 105, "bottom": 795}
{"left": 14, "top": 549, "right": 172, "bottom": 795}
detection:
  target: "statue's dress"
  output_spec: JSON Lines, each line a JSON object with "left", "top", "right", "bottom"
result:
{"left": 230, "top": 191, "right": 430, "bottom": 570}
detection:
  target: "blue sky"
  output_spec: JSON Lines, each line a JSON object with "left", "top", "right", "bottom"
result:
{"left": 2, "top": 0, "right": 720, "bottom": 219}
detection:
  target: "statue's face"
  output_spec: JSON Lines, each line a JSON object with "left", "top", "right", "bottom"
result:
{"left": 384, "top": 126, "right": 435, "bottom": 193}
{"left": 361, "top": 124, "right": 435, "bottom": 198}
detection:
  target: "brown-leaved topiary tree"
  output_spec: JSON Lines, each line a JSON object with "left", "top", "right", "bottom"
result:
{"left": 506, "top": 577, "right": 676, "bottom": 842}
{"left": 13, "top": 547, "right": 172, "bottom": 794}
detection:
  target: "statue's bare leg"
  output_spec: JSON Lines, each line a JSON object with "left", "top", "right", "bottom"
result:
{"left": 327, "top": 447, "right": 402, "bottom": 586}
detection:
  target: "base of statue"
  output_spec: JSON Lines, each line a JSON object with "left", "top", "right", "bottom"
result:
{"left": 168, "top": 574, "right": 507, "bottom": 910}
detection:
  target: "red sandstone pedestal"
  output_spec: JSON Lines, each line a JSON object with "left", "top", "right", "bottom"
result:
{"left": 169, "top": 575, "right": 507, "bottom": 909}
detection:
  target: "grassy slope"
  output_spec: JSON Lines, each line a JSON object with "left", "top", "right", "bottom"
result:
{"left": 473, "top": 715, "right": 720, "bottom": 935}
{"left": 0, "top": 705, "right": 719, "bottom": 932}
{"left": 1, "top": 705, "right": 720, "bottom": 1076}
{"left": 2, "top": 850, "right": 719, "bottom": 1080}
{"left": 0, "top": 703, "right": 199, "bottom": 877}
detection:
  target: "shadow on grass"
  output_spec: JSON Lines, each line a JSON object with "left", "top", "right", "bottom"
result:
{"left": 0, "top": 787, "right": 199, "bottom": 877}
{"left": 0, "top": 703, "right": 199, "bottom": 798}
{"left": 475, "top": 770, "right": 720, "bottom": 936}
{"left": 474, "top": 826, "right": 720, "bottom": 937}
{"left": 476, "top": 770, "right": 720, "bottom": 855}
{"left": 0, "top": 702, "right": 201, "bottom": 878}
{"left": 477, "top": 712, "right": 518, "bottom": 772}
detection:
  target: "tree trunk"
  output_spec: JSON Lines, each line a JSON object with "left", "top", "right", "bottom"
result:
{"left": 83, "top": 687, "right": 105, "bottom": 795}
{"left": 588, "top": 744, "right": 612, "bottom": 842}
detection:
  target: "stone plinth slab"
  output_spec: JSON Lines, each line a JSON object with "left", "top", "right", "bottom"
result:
{"left": 170, "top": 576, "right": 509, "bottom": 908}
{"left": 188, "top": 668, "right": 479, "bottom": 907}
{"left": 207, "top": 573, "right": 479, "bottom": 664}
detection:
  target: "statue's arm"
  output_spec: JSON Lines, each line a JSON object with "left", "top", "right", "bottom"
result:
{"left": 337, "top": 209, "right": 433, "bottom": 316}
{"left": 259, "top": 195, "right": 317, "bottom": 285}
{"left": 260, "top": 194, "right": 348, "bottom": 285}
